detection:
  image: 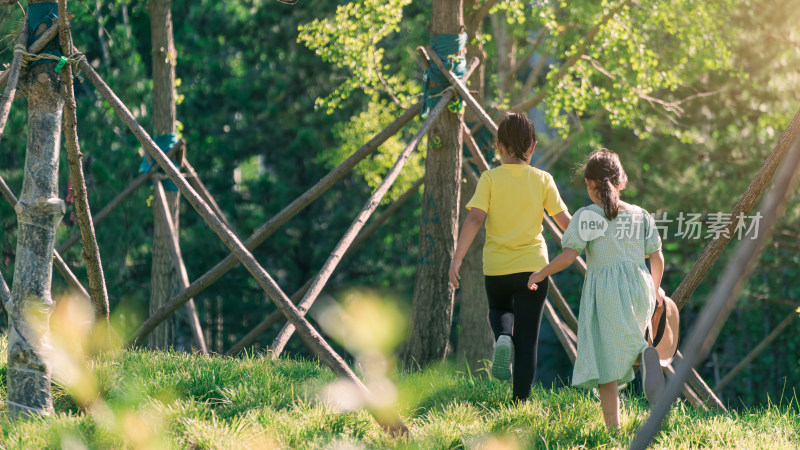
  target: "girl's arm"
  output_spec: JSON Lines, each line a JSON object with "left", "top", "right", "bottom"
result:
{"left": 552, "top": 210, "right": 571, "bottom": 232}
{"left": 527, "top": 248, "right": 579, "bottom": 290}
{"left": 649, "top": 249, "right": 665, "bottom": 303}
{"left": 448, "top": 208, "right": 487, "bottom": 289}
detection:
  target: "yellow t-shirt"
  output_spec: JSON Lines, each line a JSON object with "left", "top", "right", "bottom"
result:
{"left": 466, "top": 164, "right": 567, "bottom": 275}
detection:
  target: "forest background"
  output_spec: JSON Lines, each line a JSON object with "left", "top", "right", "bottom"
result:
{"left": 0, "top": 0, "right": 798, "bottom": 409}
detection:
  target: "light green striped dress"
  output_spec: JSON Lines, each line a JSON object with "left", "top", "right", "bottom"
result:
{"left": 562, "top": 203, "right": 662, "bottom": 389}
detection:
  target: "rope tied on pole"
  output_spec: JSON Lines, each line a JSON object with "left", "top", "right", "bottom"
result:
{"left": 13, "top": 44, "right": 85, "bottom": 78}
{"left": 421, "top": 32, "right": 467, "bottom": 118}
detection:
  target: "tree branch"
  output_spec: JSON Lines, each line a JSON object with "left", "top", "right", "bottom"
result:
{"left": 467, "top": 0, "right": 502, "bottom": 30}
{"left": 510, "top": 0, "right": 633, "bottom": 112}
{"left": 508, "top": 28, "right": 546, "bottom": 78}
{"left": 370, "top": 41, "right": 401, "bottom": 106}
{"left": 580, "top": 54, "right": 722, "bottom": 123}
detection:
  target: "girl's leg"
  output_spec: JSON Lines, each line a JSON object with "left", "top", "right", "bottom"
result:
{"left": 485, "top": 275, "right": 514, "bottom": 338}
{"left": 510, "top": 274, "right": 548, "bottom": 401}
{"left": 598, "top": 381, "right": 620, "bottom": 430}
{"left": 485, "top": 275, "right": 516, "bottom": 380}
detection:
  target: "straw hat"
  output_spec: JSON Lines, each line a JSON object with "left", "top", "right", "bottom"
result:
{"left": 650, "top": 288, "right": 680, "bottom": 367}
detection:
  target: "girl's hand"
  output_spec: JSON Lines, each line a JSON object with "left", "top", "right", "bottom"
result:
{"left": 656, "top": 287, "right": 666, "bottom": 307}
{"left": 528, "top": 271, "right": 546, "bottom": 290}
{"left": 449, "top": 259, "right": 462, "bottom": 289}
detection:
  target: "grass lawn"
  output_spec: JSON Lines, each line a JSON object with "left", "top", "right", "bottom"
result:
{"left": 0, "top": 336, "right": 797, "bottom": 449}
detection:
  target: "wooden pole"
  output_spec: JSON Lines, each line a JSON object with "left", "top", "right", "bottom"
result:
{"left": 546, "top": 278, "right": 579, "bottom": 333}
{"left": 0, "top": 17, "right": 27, "bottom": 141}
{"left": 77, "top": 52, "right": 407, "bottom": 432}
{"left": 183, "top": 158, "right": 234, "bottom": 232}
{"left": 543, "top": 299, "right": 576, "bottom": 364}
{"left": 226, "top": 177, "right": 424, "bottom": 356}
{"left": 671, "top": 108, "right": 800, "bottom": 310}
{"left": 0, "top": 21, "right": 59, "bottom": 91}
{"left": 662, "top": 363, "right": 709, "bottom": 412}
{"left": 128, "top": 101, "right": 422, "bottom": 345}
{"left": 461, "top": 122, "right": 490, "bottom": 173}
{"left": 425, "top": 45, "right": 497, "bottom": 136}
{"left": 0, "top": 175, "right": 90, "bottom": 299}
{"left": 152, "top": 180, "right": 208, "bottom": 354}
{"left": 670, "top": 350, "right": 726, "bottom": 411}
{"left": 52, "top": 250, "right": 90, "bottom": 300}
{"left": 56, "top": 143, "right": 183, "bottom": 254}
{"left": 631, "top": 130, "right": 800, "bottom": 450}
{"left": 224, "top": 279, "right": 312, "bottom": 357}
{"left": 58, "top": 0, "right": 109, "bottom": 320}
{"left": 270, "top": 61, "right": 479, "bottom": 357}
{"left": 713, "top": 311, "right": 796, "bottom": 393}
{"left": 0, "top": 266, "right": 10, "bottom": 307}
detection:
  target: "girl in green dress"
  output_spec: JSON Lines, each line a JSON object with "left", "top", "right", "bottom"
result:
{"left": 527, "top": 149, "right": 666, "bottom": 430}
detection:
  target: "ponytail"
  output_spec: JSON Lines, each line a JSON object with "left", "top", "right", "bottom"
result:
{"left": 583, "top": 149, "right": 627, "bottom": 220}
{"left": 598, "top": 177, "right": 621, "bottom": 219}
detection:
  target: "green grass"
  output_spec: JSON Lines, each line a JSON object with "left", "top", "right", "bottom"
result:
{"left": 0, "top": 341, "right": 797, "bottom": 449}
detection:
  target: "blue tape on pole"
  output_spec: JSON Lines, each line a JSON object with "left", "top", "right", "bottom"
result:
{"left": 27, "top": 3, "right": 62, "bottom": 66}
{"left": 421, "top": 32, "right": 467, "bottom": 118}
{"left": 140, "top": 133, "right": 180, "bottom": 192}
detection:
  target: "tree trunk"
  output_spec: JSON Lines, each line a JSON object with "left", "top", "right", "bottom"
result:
{"left": 489, "top": 8, "right": 512, "bottom": 99}
{"left": 149, "top": 0, "right": 180, "bottom": 349}
{"left": 455, "top": 168, "right": 493, "bottom": 369}
{"left": 6, "top": 31, "right": 64, "bottom": 417}
{"left": 455, "top": 0, "right": 493, "bottom": 370}
{"left": 403, "top": 0, "right": 464, "bottom": 368}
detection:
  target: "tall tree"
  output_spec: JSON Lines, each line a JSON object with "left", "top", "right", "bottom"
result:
{"left": 454, "top": 0, "right": 494, "bottom": 369}
{"left": 402, "top": 0, "right": 464, "bottom": 367}
{"left": 6, "top": 0, "right": 63, "bottom": 417}
{"left": 148, "top": 0, "right": 180, "bottom": 348}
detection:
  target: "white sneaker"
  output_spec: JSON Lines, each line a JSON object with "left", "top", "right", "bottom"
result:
{"left": 492, "top": 335, "right": 513, "bottom": 381}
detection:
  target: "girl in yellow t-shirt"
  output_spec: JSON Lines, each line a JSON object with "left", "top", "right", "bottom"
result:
{"left": 449, "top": 113, "right": 571, "bottom": 401}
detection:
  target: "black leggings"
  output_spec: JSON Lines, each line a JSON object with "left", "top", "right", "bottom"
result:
{"left": 485, "top": 273, "right": 548, "bottom": 401}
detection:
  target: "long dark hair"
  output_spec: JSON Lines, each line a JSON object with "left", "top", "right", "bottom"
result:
{"left": 584, "top": 149, "right": 628, "bottom": 219}
{"left": 497, "top": 113, "right": 536, "bottom": 161}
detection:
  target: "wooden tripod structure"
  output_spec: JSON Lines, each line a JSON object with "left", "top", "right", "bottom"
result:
{"left": 1, "top": 1, "right": 797, "bottom": 433}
